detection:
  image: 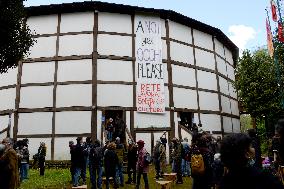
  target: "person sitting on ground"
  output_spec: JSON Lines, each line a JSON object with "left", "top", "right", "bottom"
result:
{"left": 219, "top": 133, "right": 284, "bottom": 189}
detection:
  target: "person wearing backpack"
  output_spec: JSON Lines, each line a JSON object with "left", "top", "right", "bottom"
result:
{"left": 89, "top": 140, "right": 104, "bottom": 189}
{"left": 191, "top": 133, "right": 214, "bottom": 189}
{"left": 171, "top": 138, "right": 183, "bottom": 184}
{"left": 136, "top": 140, "right": 149, "bottom": 189}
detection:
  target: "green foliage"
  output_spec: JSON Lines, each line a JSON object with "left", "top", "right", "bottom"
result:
{"left": 240, "top": 114, "right": 253, "bottom": 132}
{"left": 0, "top": 0, "right": 34, "bottom": 73}
{"left": 233, "top": 49, "right": 283, "bottom": 119}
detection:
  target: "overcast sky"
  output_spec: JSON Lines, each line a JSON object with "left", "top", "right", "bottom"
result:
{"left": 25, "top": 0, "right": 280, "bottom": 52}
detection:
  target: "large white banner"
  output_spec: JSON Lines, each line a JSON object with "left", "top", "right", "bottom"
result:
{"left": 135, "top": 15, "right": 165, "bottom": 113}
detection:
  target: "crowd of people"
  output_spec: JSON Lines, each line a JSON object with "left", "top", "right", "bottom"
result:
{"left": 2, "top": 119, "right": 284, "bottom": 189}
{"left": 0, "top": 138, "right": 46, "bottom": 189}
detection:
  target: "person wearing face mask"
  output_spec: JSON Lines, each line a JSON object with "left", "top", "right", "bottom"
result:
{"left": 219, "top": 133, "right": 284, "bottom": 189}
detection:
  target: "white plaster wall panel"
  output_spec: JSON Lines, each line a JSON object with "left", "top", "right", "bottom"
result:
{"left": 98, "top": 34, "right": 131, "bottom": 57}
{"left": 28, "top": 36, "right": 57, "bottom": 58}
{"left": 126, "top": 111, "right": 130, "bottom": 132}
{"left": 221, "top": 95, "right": 232, "bottom": 114}
{"left": 0, "top": 88, "right": 15, "bottom": 110}
{"left": 200, "top": 114, "right": 221, "bottom": 132}
{"left": 136, "top": 133, "right": 151, "bottom": 155}
{"left": 195, "top": 49, "right": 215, "bottom": 70}
{"left": 59, "top": 34, "right": 93, "bottom": 56}
{"left": 57, "top": 59, "right": 92, "bottom": 82}
{"left": 0, "top": 115, "right": 9, "bottom": 132}
{"left": 97, "top": 59, "right": 132, "bottom": 82}
{"left": 54, "top": 137, "right": 75, "bottom": 160}
{"left": 27, "top": 15, "right": 58, "bottom": 35}
{"left": 223, "top": 116, "right": 233, "bottom": 133}
{"left": 162, "top": 40, "right": 167, "bottom": 60}
{"left": 18, "top": 112, "right": 53, "bottom": 135}
{"left": 97, "top": 111, "right": 102, "bottom": 141}
{"left": 231, "top": 99, "right": 240, "bottom": 116}
{"left": 163, "top": 63, "right": 168, "bottom": 84}
{"left": 98, "top": 12, "right": 131, "bottom": 34}
{"left": 161, "top": 19, "right": 166, "bottom": 38}
{"left": 26, "top": 138, "right": 51, "bottom": 160}
{"left": 154, "top": 132, "right": 169, "bottom": 162}
{"left": 172, "top": 65, "right": 196, "bottom": 87}
{"left": 97, "top": 84, "right": 133, "bottom": 107}
{"left": 216, "top": 56, "right": 227, "bottom": 76}
{"left": 170, "top": 42, "right": 194, "bottom": 64}
{"left": 61, "top": 12, "right": 94, "bottom": 33}
{"left": 232, "top": 118, "right": 240, "bottom": 133}
{"left": 229, "top": 82, "right": 237, "bottom": 99}
{"left": 174, "top": 111, "right": 178, "bottom": 137}
{"left": 0, "top": 67, "right": 17, "bottom": 86}
{"left": 20, "top": 86, "right": 53, "bottom": 108}
{"left": 134, "top": 111, "right": 170, "bottom": 128}
{"left": 199, "top": 92, "right": 219, "bottom": 111}
{"left": 227, "top": 64, "right": 235, "bottom": 80}
{"left": 219, "top": 76, "right": 229, "bottom": 95}
{"left": 56, "top": 84, "right": 92, "bottom": 107}
{"left": 169, "top": 21, "right": 192, "bottom": 44}
{"left": 214, "top": 40, "right": 224, "bottom": 57}
{"left": 181, "top": 128, "right": 192, "bottom": 145}
{"left": 193, "top": 29, "right": 213, "bottom": 51}
{"left": 193, "top": 113, "right": 199, "bottom": 125}
{"left": 55, "top": 111, "right": 91, "bottom": 134}
{"left": 225, "top": 47, "right": 234, "bottom": 65}
{"left": 22, "top": 62, "right": 55, "bottom": 84}
{"left": 173, "top": 88, "right": 198, "bottom": 109}
{"left": 164, "top": 87, "right": 170, "bottom": 108}
{"left": 197, "top": 70, "right": 217, "bottom": 91}
{"left": 0, "top": 133, "right": 6, "bottom": 141}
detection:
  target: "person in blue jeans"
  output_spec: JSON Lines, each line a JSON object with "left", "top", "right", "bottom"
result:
{"left": 89, "top": 140, "right": 104, "bottom": 189}
{"left": 16, "top": 139, "right": 30, "bottom": 182}
{"left": 72, "top": 137, "right": 85, "bottom": 187}
{"left": 106, "top": 118, "right": 114, "bottom": 141}
{"left": 115, "top": 137, "right": 125, "bottom": 186}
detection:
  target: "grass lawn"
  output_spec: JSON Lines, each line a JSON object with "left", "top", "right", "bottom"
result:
{"left": 19, "top": 166, "right": 193, "bottom": 189}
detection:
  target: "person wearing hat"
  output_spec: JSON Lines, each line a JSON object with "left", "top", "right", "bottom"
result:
{"left": 136, "top": 140, "right": 149, "bottom": 189}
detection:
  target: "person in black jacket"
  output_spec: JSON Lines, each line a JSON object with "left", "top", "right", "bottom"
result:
{"left": 125, "top": 139, "right": 137, "bottom": 184}
{"left": 37, "top": 142, "right": 46, "bottom": 176}
{"left": 89, "top": 140, "right": 103, "bottom": 189}
{"left": 219, "top": 133, "right": 284, "bottom": 189}
{"left": 247, "top": 129, "right": 262, "bottom": 169}
{"left": 104, "top": 142, "right": 119, "bottom": 189}
{"left": 72, "top": 137, "right": 85, "bottom": 187}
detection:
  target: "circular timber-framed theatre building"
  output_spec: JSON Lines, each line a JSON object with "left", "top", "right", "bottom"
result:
{"left": 0, "top": 1, "right": 239, "bottom": 160}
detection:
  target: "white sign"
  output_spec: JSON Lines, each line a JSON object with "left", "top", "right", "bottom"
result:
{"left": 135, "top": 15, "right": 165, "bottom": 113}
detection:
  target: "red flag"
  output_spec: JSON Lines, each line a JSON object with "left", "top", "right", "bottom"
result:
{"left": 271, "top": 0, "right": 278, "bottom": 22}
{"left": 278, "top": 21, "right": 284, "bottom": 42}
{"left": 266, "top": 19, "right": 274, "bottom": 57}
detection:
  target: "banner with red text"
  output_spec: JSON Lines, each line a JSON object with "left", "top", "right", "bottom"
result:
{"left": 135, "top": 15, "right": 165, "bottom": 113}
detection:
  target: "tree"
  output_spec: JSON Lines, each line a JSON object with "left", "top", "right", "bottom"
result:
{"left": 233, "top": 49, "right": 284, "bottom": 120}
{"left": 0, "top": 0, "right": 34, "bottom": 73}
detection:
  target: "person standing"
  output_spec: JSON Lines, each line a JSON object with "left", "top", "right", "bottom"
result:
{"left": 106, "top": 118, "right": 114, "bottom": 141}
{"left": 125, "top": 139, "right": 137, "bottom": 184}
{"left": 153, "top": 140, "right": 162, "bottom": 179}
{"left": 73, "top": 137, "right": 85, "bottom": 187}
{"left": 135, "top": 140, "right": 149, "bottom": 189}
{"left": 115, "top": 137, "right": 125, "bottom": 187}
{"left": 247, "top": 129, "right": 262, "bottom": 169}
{"left": 89, "top": 140, "right": 104, "bottom": 189}
{"left": 38, "top": 142, "right": 47, "bottom": 176}
{"left": 1, "top": 138, "right": 20, "bottom": 189}
{"left": 104, "top": 142, "right": 119, "bottom": 189}
{"left": 181, "top": 138, "right": 191, "bottom": 177}
{"left": 171, "top": 138, "right": 183, "bottom": 184}
{"left": 16, "top": 139, "right": 30, "bottom": 182}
